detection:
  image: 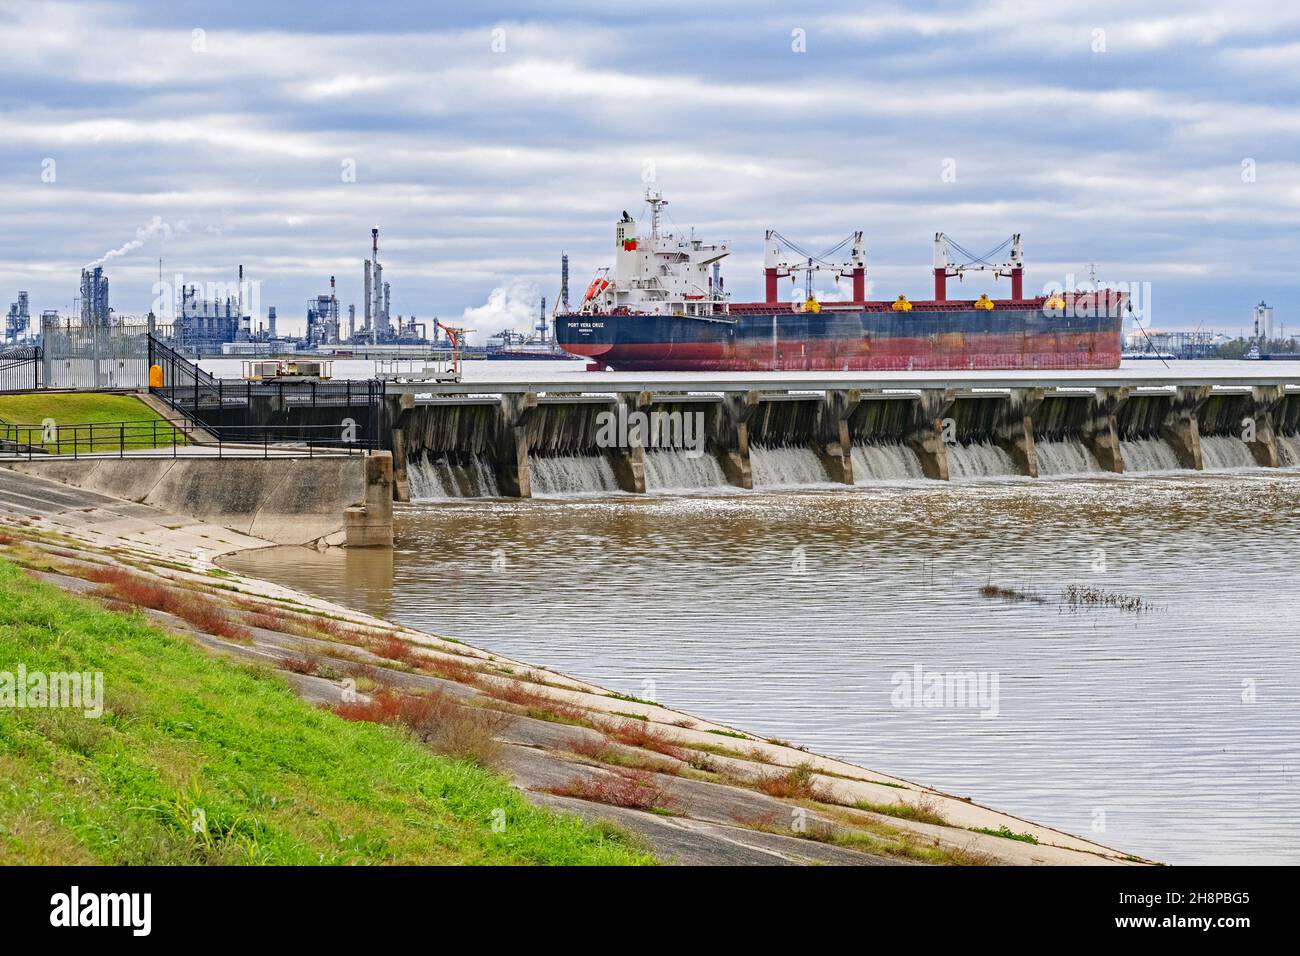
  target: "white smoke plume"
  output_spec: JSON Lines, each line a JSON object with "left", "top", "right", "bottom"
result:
{"left": 86, "top": 215, "right": 182, "bottom": 268}
{"left": 460, "top": 279, "right": 543, "bottom": 342}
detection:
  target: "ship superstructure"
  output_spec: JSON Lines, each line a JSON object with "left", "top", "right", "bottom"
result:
{"left": 579, "top": 190, "right": 730, "bottom": 318}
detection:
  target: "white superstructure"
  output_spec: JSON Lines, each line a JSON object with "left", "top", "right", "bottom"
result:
{"left": 579, "top": 190, "right": 729, "bottom": 316}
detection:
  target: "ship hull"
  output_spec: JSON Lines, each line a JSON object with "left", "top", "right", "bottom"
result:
{"left": 556, "top": 305, "right": 1123, "bottom": 371}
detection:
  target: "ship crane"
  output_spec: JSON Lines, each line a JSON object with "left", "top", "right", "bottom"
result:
{"left": 933, "top": 233, "right": 1024, "bottom": 301}
{"left": 434, "top": 319, "right": 471, "bottom": 378}
{"left": 764, "top": 231, "right": 866, "bottom": 304}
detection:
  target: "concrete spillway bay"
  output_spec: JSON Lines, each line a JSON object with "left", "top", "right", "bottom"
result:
{"left": 225, "top": 470, "right": 1300, "bottom": 865}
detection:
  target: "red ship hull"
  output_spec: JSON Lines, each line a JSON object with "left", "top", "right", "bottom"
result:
{"left": 557, "top": 296, "right": 1125, "bottom": 372}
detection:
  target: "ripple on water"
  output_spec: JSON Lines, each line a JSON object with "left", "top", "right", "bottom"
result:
{"left": 224, "top": 471, "right": 1300, "bottom": 865}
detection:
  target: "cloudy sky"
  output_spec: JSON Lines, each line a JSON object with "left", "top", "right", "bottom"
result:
{"left": 2, "top": 0, "right": 1298, "bottom": 338}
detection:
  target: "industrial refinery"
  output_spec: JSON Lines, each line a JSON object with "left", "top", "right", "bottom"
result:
{"left": 3, "top": 228, "right": 474, "bottom": 356}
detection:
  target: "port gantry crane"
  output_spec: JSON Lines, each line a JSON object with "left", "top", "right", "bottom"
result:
{"left": 932, "top": 233, "right": 1024, "bottom": 301}
{"left": 763, "top": 230, "right": 866, "bottom": 305}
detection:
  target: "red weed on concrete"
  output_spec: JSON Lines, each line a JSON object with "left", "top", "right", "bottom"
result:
{"left": 80, "top": 564, "right": 253, "bottom": 642}
{"left": 418, "top": 655, "right": 482, "bottom": 686}
{"left": 371, "top": 635, "right": 424, "bottom": 667}
{"left": 331, "top": 689, "right": 512, "bottom": 767}
{"left": 483, "top": 679, "right": 588, "bottom": 723}
{"left": 545, "top": 769, "right": 677, "bottom": 812}
{"left": 278, "top": 653, "right": 320, "bottom": 675}
{"left": 332, "top": 689, "right": 438, "bottom": 727}
{"left": 599, "top": 717, "right": 689, "bottom": 762}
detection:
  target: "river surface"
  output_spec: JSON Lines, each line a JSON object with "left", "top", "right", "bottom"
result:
{"left": 226, "top": 466, "right": 1300, "bottom": 865}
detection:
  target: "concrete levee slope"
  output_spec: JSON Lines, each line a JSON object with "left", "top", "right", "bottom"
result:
{"left": 2, "top": 452, "right": 393, "bottom": 547}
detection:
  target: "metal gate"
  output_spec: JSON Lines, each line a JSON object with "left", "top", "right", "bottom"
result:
{"left": 0, "top": 346, "right": 40, "bottom": 392}
{"left": 40, "top": 317, "right": 165, "bottom": 389}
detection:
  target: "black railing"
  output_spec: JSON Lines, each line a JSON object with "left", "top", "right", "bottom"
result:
{"left": 0, "top": 418, "right": 375, "bottom": 461}
{"left": 0, "top": 345, "right": 40, "bottom": 392}
{"left": 154, "top": 375, "right": 387, "bottom": 411}
{"left": 146, "top": 333, "right": 384, "bottom": 449}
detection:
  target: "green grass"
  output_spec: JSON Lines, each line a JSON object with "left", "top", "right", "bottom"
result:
{"left": 604, "top": 692, "right": 658, "bottom": 706}
{"left": 0, "top": 559, "right": 651, "bottom": 865}
{"left": 853, "top": 797, "right": 948, "bottom": 827}
{"left": 971, "top": 824, "right": 1039, "bottom": 845}
{"left": 0, "top": 393, "right": 187, "bottom": 453}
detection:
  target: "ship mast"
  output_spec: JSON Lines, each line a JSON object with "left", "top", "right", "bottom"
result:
{"left": 646, "top": 188, "right": 666, "bottom": 239}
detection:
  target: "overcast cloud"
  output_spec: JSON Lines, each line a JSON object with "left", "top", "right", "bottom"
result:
{"left": 2, "top": 0, "right": 1297, "bottom": 337}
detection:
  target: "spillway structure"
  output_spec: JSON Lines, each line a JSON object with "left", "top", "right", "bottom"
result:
{"left": 382, "top": 375, "right": 1300, "bottom": 499}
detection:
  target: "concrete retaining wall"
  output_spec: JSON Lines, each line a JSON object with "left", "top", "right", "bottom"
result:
{"left": 3, "top": 453, "right": 393, "bottom": 547}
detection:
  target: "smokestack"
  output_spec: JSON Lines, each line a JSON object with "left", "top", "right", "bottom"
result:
{"left": 561, "top": 253, "right": 570, "bottom": 311}
{"left": 329, "top": 276, "right": 339, "bottom": 341}
{"left": 372, "top": 227, "right": 379, "bottom": 259}
{"left": 364, "top": 260, "right": 372, "bottom": 330}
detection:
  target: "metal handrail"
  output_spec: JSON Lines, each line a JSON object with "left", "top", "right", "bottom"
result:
{"left": 0, "top": 417, "right": 376, "bottom": 461}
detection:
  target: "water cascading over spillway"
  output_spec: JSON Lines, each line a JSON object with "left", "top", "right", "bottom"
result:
{"left": 750, "top": 446, "right": 829, "bottom": 487}
{"left": 1200, "top": 435, "right": 1256, "bottom": 470}
{"left": 1034, "top": 440, "right": 1103, "bottom": 476}
{"left": 946, "top": 442, "right": 1018, "bottom": 478}
{"left": 851, "top": 443, "right": 925, "bottom": 482}
{"left": 642, "top": 449, "right": 729, "bottom": 491}
{"left": 1120, "top": 438, "right": 1181, "bottom": 472}
{"left": 529, "top": 454, "right": 621, "bottom": 495}
{"left": 1278, "top": 433, "right": 1300, "bottom": 467}
{"left": 408, "top": 453, "right": 499, "bottom": 499}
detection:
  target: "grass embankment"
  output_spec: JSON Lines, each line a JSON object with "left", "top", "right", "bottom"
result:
{"left": 0, "top": 393, "right": 187, "bottom": 453}
{"left": 0, "top": 559, "right": 650, "bottom": 865}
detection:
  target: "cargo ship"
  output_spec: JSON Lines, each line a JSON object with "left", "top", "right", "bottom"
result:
{"left": 555, "top": 191, "right": 1126, "bottom": 371}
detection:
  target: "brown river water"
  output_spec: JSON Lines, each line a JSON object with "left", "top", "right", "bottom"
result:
{"left": 226, "top": 468, "right": 1300, "bottom": 865}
